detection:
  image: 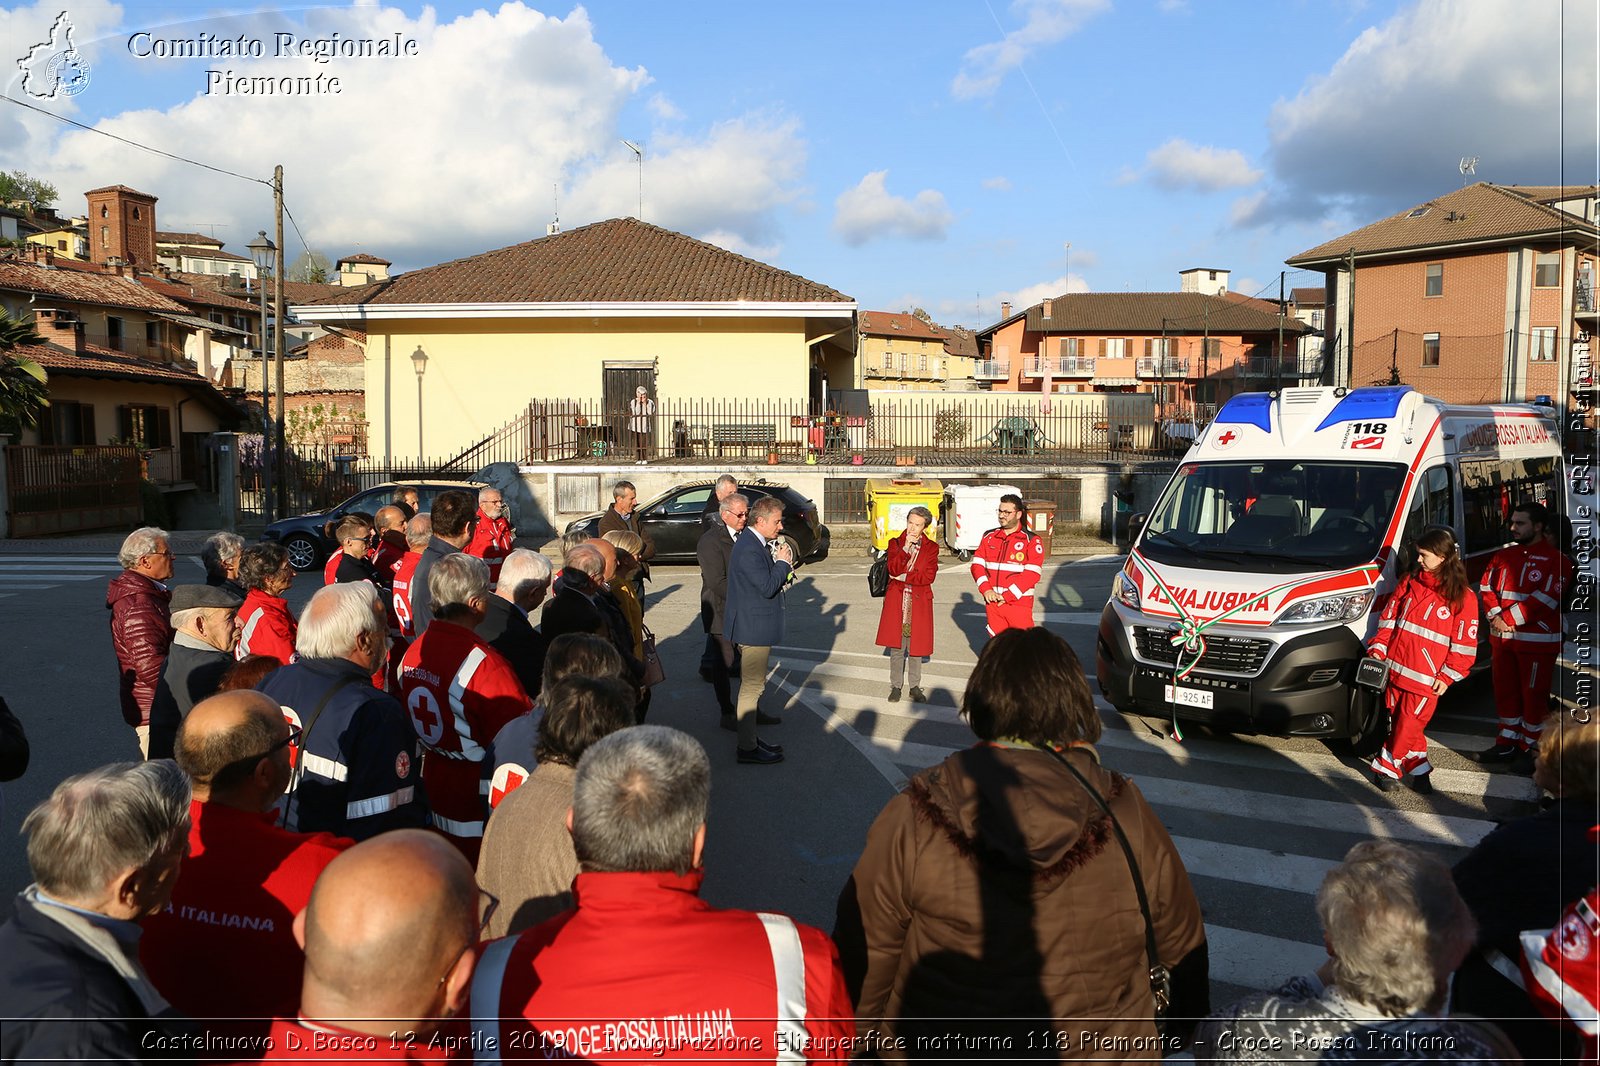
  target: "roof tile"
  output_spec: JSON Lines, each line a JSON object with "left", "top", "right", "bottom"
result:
{"left": 0, "top": 259, "right": 189, "bottom": 313}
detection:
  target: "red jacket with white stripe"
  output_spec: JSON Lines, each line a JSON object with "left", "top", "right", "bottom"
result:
{"left": 1479, "top": 540, "right": 1572, "bottom": 647}
{"left": 237, "top": 589, "right": 298, "bottom": 666}
{"left": 398, "top": 621, "right": 530, "bottom": 856}
{"left": 471, "top": 870, "right": 854, "bottom": 1063}
{"left": 391, "top": 552, "right": 422, "bottom": 639}
{"left": 1366, "top": 571, "right": 1480, "bottom": 697}
{"left": 466, "top": 512, "right": 515, "bottom": 585}
{"left": 970, "top": 526, "right": 1045, "bottom": 604}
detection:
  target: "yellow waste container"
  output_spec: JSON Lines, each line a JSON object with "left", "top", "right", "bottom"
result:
{"left": 865, "top": 477, "right": 944, "bottom": 553}
{"left": 1022, "top": 498, "right": 1057, "bottom": 556}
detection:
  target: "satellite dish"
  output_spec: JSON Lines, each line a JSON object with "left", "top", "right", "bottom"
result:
{"left": 1459, "top": 157, "right": 1479, "bottom": 177}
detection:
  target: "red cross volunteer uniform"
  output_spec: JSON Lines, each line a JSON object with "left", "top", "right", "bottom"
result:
{"left": 237, "top": 588, "right": 299, "bottom": 666}
{"left": 1480, "top": 539, "right": 1573, "bottom": 753}
{"left": 970, "top": 526, "right": 1044, "bottom": 635}
{"left": 466, "top": 511, "right": 514, "bottom": 586}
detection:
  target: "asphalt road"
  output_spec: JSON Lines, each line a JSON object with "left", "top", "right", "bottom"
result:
{"left": 0, "top": 545, "right": 1532, "bottom": 1010}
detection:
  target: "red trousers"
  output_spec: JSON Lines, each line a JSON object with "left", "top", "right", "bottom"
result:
{"left": 1490, "top": 640, "right": 1559, "bottom": 751}
{"left": 1371, "top": 685, "right": 1439, "bottom": 779}
{"left": 984, "top": 598, "right": 1034, "bottom": 636}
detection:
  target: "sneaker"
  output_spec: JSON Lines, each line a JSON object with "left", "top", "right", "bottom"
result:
{"left": 1472, "top": 744, "right": 1520, "bottom": 765}
{"left": 1372, "top": 771, "right": 1397, "bottom": 793}
{"left": 756, "top": 711, "right": 782, "bottom": 726}
{"left": 1407, "top": 771, "right": 1434, "bottom": 795}
{"left": 909, "top": 687, "right": 927, "bottom": 704}
{"left": 719, "top": 714, "right": 737, "bottom": 733}
{"left": 757, "top": 738, "right": 784, "bottom": 756}
{"left": 737, "top": 745, "right": 784, "bottom": 765}
{"left": 888, "top": 687, "right": 902, "bottom": 702}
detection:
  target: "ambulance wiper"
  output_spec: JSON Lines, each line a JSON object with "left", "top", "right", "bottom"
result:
{"left": 1143, "top": 530, "right": 1238, "bottom": 562}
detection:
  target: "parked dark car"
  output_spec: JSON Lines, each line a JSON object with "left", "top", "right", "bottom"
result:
{"left": 563, "top": 479, "right": 830, "bottom": 564}
{"left": 263, "top": 479, "right": 484, "bottom": 571}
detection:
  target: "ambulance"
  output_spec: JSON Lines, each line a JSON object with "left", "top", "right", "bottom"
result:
{"left": 1095, "top": 385, "right": 1568, "bottom": 742}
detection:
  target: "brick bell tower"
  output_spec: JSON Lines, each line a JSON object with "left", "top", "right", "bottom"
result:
{"left": 85, "top": 184, "right": 158, "bottom": 269}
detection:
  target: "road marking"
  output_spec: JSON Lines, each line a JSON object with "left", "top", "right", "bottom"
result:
{"left": 0, "top": 572, "right": 105, "bottom": 582}
{"left": 0, "top": 562, "right": 122, "bottom": 570}
{"left": 772, "top": 673, "right": 907, "bottom": 791}
{"left": 1205, "top": 926, "right": 1329, "bottom": 992}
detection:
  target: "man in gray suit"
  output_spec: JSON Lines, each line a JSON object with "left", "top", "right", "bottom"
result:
{"left": 722, "top": 496, "right": 793, "bottom": 765}
{"left": 697, "top": 493, "right": 748, "bottom": 731}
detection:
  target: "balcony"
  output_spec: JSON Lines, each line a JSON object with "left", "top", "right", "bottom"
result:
{"left": 1135, "top": 357, "right": 1190, "bottom": 378}
{"left": 1578, "top": 278, "right": 1597, "bottom": 316}
{"left": 82, "top": 332, "right": 183, "bottom": 363}
{"left": 973, "top": 360, "right": 1009, "bottom": 381}
{"left": 1022, "top": 356, "right": 1095, "bottom": 378}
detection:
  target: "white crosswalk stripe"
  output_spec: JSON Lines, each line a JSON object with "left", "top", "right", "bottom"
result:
{"left": 767, "top": 646, "right": 1540, "bottom": 997}
{"left": 0, "top": 555, "right": 134, "bottom": 598}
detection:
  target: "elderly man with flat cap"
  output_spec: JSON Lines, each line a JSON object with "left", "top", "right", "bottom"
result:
{"left": 141, "top": 690, "right": 353, "bottom": 1037}
{"left": 257, "top": 829, "right": 482, "bottom": 1059}
{"left": 147, "top": 584, "right": 243, "bottom": 760}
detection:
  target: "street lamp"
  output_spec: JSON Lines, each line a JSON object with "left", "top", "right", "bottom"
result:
{"left": 411, "top": 345, "right": 428, "bottom": 456}
{"left": 247, "top": 230, "right": 276, "bottom": 523}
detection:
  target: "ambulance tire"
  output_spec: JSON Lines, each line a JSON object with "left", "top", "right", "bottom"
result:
{"left": 1345, "top": 687, "right": 1388, "bottom": 759}
{"left": 957, "top": 550, "right": 972, "bottom": 562}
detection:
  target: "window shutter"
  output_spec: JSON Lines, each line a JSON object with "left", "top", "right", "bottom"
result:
{"left": 118, "top": 405, "right": 133, "bottom": 441}
{"left": 156, "top": 406, "right": 173, "bottom": 446}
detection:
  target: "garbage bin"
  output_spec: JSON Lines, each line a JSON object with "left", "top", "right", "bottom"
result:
{"left": 942, "top": 483, "right": 1021, "bottom": 560}
{"left": 865, "top": 477, "right": 944, "bottom": 554}
{"left": 1023, "top": 498, "right": 1056, "bottom": 556}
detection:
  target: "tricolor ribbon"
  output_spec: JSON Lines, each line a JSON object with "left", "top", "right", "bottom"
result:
{"left": 1127, "top": 550, "right": 1382, "bottom": 742}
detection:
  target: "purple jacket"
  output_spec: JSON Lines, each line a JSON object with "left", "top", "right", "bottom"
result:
{"left": 106, "top": 571, "right": 173, "bottom": 727}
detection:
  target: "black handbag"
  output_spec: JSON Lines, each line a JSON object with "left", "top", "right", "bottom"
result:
{"left": 867, "top": 556, "right": 888, "bottom": 598}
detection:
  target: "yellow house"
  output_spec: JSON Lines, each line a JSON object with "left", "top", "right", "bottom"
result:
{"left": 291, "top": 218, "right": 857, "bottom": 460}
{"left": 857, "top": 311, "right": 952, "bottom": 391}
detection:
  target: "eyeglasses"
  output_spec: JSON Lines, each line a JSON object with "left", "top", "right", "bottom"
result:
{"left": 728, "top": 511, "right": 748, "bottom": 519}
{"left": 211, "top": 725, "right": 303, "bottom": 786}
{"left": 145, "top": 550, "right": 175, "bottom": 558}
{"left": 997, "top": 508, "right": 1019, "bottom": 515}
{"left": 438, "top": 889, "right": 499, "bottom": 989}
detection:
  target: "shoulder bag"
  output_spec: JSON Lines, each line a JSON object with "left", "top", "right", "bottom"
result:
{"left": 867, "top": 555, "right": 888, "bottom": 598}
{"left": 640, "top": 623, "right": 666, "bottom": 686}
{"left": 1038, "top": 744, "right": 1172, "bottom": 1033}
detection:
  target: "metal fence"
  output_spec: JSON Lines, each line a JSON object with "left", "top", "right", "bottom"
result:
{"left": 238, "top": 437, "right": 470, "bottom": 522}
{"left": 4, "top": 444, "right": 142, "bottom": 536}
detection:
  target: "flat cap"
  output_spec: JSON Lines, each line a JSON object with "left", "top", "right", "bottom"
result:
{"left": 170, "top": 584, "right": 244, "bottom": 612}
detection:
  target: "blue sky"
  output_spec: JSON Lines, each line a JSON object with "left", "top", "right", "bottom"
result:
{"left": 2, "top": 0, "right": 1595, "bottom": 326}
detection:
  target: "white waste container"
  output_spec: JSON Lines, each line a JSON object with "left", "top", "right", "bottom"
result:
{"left": 942, "top": 483, "right": 1022, "bottom": 560}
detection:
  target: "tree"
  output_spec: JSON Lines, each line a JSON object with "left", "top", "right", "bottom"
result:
{"left": 0, "top": 170, "right": 58, "bottom": 210}
{"left": 290, "top": 250, "right": 332, "bottom": 284}
{"left": 0, "top": 308, "right": 50, "bottom": 435}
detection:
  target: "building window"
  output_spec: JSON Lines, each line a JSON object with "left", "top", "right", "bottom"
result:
{"left": 106, "top": 316, "right": 124, "bottom": 352}
{"left": 117, "top": 404, "right": 173, "bottom": 447}
{"left": 42, "top": 401, "right": 95, "bottom": 446}
{"left": 1531, "top": 327, "right": 1557, "bottom": 361}
{"left": 1534, "top": 252, "right": 1560, "bottom": 288}
{"left": 99, "top": 225, "right": 109, "bottom": 247}
{"left": 918, "top": 354, "right": 927, "bottom": 372}
{"left": 881, "top": 352, "right": 892, "bottom": 370}
{"left": 1063, "top": 338, "right": 1080, "bottom": 358}
{"left": 56, "top": 239, "right": 66, "bottom": 251}
{"left": 1102, "top": 338, "right": 1127, "bottom": 358}
{"left": 145, "top": 321, "right": 159, "bottom": 348}
{"left": 132, "top": 207, "right": 141, "bottom": 220}
{"left": 1145, "top": 337, "right": 1172, "bottom": 358}
{"left": 1422, "top": 333, "right": 1441, "bottom": 367}
{"left": 1425, "top": 263, "right": 1443, "bottom": 297}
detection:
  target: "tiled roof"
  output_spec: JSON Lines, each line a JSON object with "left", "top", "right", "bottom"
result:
{"left": 156, "top": 231, "right": 223, "bottom": 247}
{"left": 163, "top": 246, "right": 250, "bottom": 262}
{"left": 1219, "top": 291, "right": 1285, "bottom": 316}
{"left": 172, "top": 272, "right": 343, "bottom": 309}
{"left": 858, "top": 311, "right": 946, "bottom": 342}
{"left": 1287, "top": 183, "right": 1599, "bottom": 266}
{"left": 139, "top": 275, "right": 259, "bottom": 314}
{"left": 933, "top": 324, "right": 978, "bottom": 359}
{"left": 1005, "top": 291, "right": 1305, "bottom": 336}
{"left": 1499, "top": 184, "right": 1600, "bottom": 203}
{"left": 0, "top": 259, "right": 189, "bottom": 313}
{"left": 1291, "top": 287, "right": 1326, "bottom": 306}
{"left": 281, "top": 280, "right": 345, "bottom": 305}
{"left": 14, "top": 339, "right": 239, "bottom": 419}
{"left": 301, "top": 218, "right": 852, "bottom": 306}
{"left": 85, "top": 184, "right": 156, "bottom": 199}
{"left": 337, "top": 253, "right": 390, "bottom": 265}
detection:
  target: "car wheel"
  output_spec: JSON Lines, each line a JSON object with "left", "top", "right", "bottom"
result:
{"left": 283, "top": 535, "right": 321, "bottom": 572}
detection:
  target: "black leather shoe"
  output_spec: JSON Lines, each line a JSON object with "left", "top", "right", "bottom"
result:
{"left": 699, "top": 667, "right": 715, "bottom": 683}
{"left": 909, "top": 687, "right": 927, "bottom": 704}
{"left": 888, "top": 688, "right": 902, "bottom": 702}
{"left": 1407, "top": 771, "right": 1434, "bottom": 795}
{"left": 737, "top": 745, "right": 784, "bottom": 765}
{"left": 1511, "top": 750, "right": 1537, "bottom": 774}
{"left": 1372, "top": 771, "right": 1397, "bottom": 793}
{"left": 757, "top": 738, "right": 784, "bottom": 756}
{"left": 719, "top": 714, "right": 737, "bottom": 733}
{"left": 1472, "top": 745, "right": 1520, "bottom": 765}
{"left": 756, "top": 711, "right": 782, "bottom": 726}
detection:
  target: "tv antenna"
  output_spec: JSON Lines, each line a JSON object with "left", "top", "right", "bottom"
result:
{"left": 1459, "top": 157, "right": 1479, "bottom": 183}
{"left": 547, "top": 184, "right": 560, "bottom": 236}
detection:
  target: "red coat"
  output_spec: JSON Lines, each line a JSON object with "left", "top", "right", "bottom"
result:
{"left": 1479, "top": 540, "right": 1572, "bottom": 647}
{"left": 1366, "top": 570, "right": 1480, "bottom": 696}
{"left": 471, "top": 870, "right": 854, "bottom": 1063}
{"left": 140, "top": 800, "right": 352, "bottom": 1039}
{"left": 106, "top": 570, "right": 173, "bottom": 726}
{"left": 874, "top": 533, "right": 938, "bottom": 656}
{"left": 238, "top": 589, "right": 299, "bottom": 666}
{"left": 466, "top": 511, "right": 514, "bottom": 584}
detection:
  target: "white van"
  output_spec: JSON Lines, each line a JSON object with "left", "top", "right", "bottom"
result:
{"left": 1095, "top": 385, "right": 1567, "bottom": 741}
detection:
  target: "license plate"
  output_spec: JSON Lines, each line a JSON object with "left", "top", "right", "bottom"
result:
{"left": 1162, "top": 685, "right": 1214, "bottom": 709}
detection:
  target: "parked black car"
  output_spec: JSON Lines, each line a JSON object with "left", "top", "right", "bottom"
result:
{"left": 263, "top": 479, "right": 484, "bottom": 571}
{"left": 563, "top": 479, "right": 829, "bottom": 563}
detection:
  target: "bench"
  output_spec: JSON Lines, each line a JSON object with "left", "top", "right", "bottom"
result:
{"left": 712, "top": 423, "right": 777, "bottom": 456}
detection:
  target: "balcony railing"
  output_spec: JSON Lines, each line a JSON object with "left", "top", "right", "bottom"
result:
{"left": 1578, "top": 278, "right": 1597, "bottom": 314}
{"left": 81, "top": 332, "right": 183, "bottom": 363}
{"left": 1135, "top": 357, "right": 1190, "bottom": 377}
{"left": 1022, "top": 356, "right": 1095, "bottom": 378}
{"left": 973, "top": 360, "right": 1009, "bottom": 380}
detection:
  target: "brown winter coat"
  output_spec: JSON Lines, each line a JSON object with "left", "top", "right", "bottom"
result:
{"left": 106, "top": 570, "right": 174, "bottom": 727}
{"left": 835, "top": 743, "right": 1208, "bottom": 1059}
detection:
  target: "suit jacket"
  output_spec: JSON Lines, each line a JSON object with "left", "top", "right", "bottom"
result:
{"left": 724, "top": 532, "right": 791, "bottom": 648}
{"left": 598, "top": 505, "right": 656, "bottom": 577}
{"left": 540, "top": 582, "right": 607, "bottom": 644}
{"left": 476, "top": 595, "right": 548, "bottom": 700}
{"left": 697, "top": 523, "right": 739, "bottom": 636}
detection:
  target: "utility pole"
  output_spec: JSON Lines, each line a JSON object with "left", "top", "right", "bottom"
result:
{"left": 1342, "top": 247, "right": 1356, "bottom": 389}
{"left": 1277, "top": 271, "right": 1285, "bottom": 392}
{"left": 273, "top": 165, "right": 288, "bottom": 520}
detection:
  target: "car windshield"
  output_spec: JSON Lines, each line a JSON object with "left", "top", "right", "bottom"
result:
{"left": 1139, "top": 460, "right": 1408, "bottom": 573}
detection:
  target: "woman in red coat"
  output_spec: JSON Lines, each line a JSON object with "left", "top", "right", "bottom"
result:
{"left": 876, "top": 506, "right": 938, "bottom": 703}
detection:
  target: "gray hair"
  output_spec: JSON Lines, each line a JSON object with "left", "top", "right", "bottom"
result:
{"left": 478, "top": 485, "right": 503, "bottom": 503}
{"left": 611, "top": 480, "right": 636, "bottom": 500}
{"left": 23, "top": 761, "right": 191, "bottom": 900}
{"left": 1317, "top": 840, "right": 1476, "bottom": 1015}
{"left": 560, "top": 529, "right": 592, "bottom": 555}
{"left": 719, "top": 492, "right": 749, "bottom": 517}
{"left": 564, "top": 543, "right": 605, "bottom": 581}
{"left": 429, "top": 553, "right": 490, "bottom": 619}
{"left": 118, "top": 527, "right": 170, "bottom": 569}
{"left": 405, "top": 513, "right": 433, "bottom": 550}
{"left": 297, "top": 582, "right": 384, "bottom": 659}
{"left": 750, "top": 496, "right": 784, "bottom": 524}
{"left": 170, "top": 606, "right": 207, "bottom": 631}
{"left": 498, "top": 549, "right": 552, "bottom": 601}
{"left": 714, "top": 474, "right": 737, "bottom": 493}
{"left": 571, "top": 726, "right": 710, "bottom": 876}
{"left": 200, "top": 532, "right": 245, "bottom": 580}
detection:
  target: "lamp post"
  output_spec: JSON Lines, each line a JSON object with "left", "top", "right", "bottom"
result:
{"left": 247, "top": 230, "right": 275, "bottom": 524}
{"left": 411, "top": 345, "right": 428, "bottom": 456}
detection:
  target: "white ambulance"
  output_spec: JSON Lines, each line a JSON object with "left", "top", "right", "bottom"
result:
{"left": 1095, "top": 385, "right": 1567, "bottom": 742}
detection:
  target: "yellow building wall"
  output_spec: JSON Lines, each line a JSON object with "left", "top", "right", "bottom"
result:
{"left": 20, "top": 377, "right": 223, "bottom": 446}
{"left": 364, "top": 315, "right": 820, "bottom": 457}
{"left": 860, "top": 334, "right": 948, "bottom": 390}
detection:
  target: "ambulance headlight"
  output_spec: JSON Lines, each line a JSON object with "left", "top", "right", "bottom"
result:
{"left": 1115, "top": 573, "right": 1140, "bottom": 610}
{"left": 1276, "top": 590, "right": 1374, "bottom": 625}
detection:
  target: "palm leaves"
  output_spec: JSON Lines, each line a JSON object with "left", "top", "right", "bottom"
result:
{"left": 0, "top": 307, "right": 49, "bottom": 433}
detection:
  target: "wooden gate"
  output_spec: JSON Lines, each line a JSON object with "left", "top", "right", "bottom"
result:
{"left": 4, "top": 445, "right": 142, "bottom": 537}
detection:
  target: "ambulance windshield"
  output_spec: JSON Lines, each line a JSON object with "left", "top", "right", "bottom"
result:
{"left": 1139, "top": 460, "right": 1408, "bottom": 573}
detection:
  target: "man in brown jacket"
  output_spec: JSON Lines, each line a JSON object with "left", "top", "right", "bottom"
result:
{"left": 107, "top": 526, "right": 176, "bottom": 757}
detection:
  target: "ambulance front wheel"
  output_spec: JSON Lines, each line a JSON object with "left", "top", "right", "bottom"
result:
{"left": 1346, "top": 686, "right": 1388, "bottom": 759}
{"left": 957, "top": 549, "right": 973, "bottom": 562}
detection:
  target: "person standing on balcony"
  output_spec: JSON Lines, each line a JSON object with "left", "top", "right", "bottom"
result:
{"left": 628, "top": 385, "right": 655, "bottom": 464}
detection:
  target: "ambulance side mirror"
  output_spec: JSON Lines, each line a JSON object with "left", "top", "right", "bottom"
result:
{"left": 1126, "top": 512, "right": 1148, "bottom": 547}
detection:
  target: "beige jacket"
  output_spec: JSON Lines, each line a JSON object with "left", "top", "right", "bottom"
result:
{"left": 476, "top": 762, "right": 579, "bottom": 939}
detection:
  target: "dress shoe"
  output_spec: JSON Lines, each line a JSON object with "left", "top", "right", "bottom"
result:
{"left": 1511, "top": 750, "right": 1537, "bottom": 775}
{"left": 737, "top": 744, "right": 784, "bottom": 765}
{"left": 909, "top": 687, "right": 927, "bottom": 704}
{"left": 1472, "top": 744, "right": 1520, "bottom": 765}
{"left": 719, "top": 714, "right": 737, "bottom": 733}
{"left": 699, "top": 666, "right": 716, "bottom": 683}
{"left": 757, "top": 738, "right": 784, "bottom": 756}
{"left": 1372, "top": 771, "right": 1397, "bottom": 793}
{"left": 756, "top": 711, "right": 782, "bottom": 726}
{"left": 1406, "top": 771, "right": 1434, "bottom": 795}
{"left": 888, "top": 687, "right": 902, "bottom": 702}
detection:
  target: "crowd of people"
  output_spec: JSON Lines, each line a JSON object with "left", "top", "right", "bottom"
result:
{"left": 0, "top": 479, "right": 1591, "bottom": 1062}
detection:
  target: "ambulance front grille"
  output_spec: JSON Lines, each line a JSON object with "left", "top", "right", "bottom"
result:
{"left": 1133, "top": 626, "right": 1272, "bottom": 675}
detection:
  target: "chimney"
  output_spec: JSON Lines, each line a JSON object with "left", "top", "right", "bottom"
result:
{"left": 37, "top": 308, "right": 85, "bottom": 354}
{"left": 1042, "top": 298, "right": 1054, "bottom": 319}
{"left": 1001, "top": 301, "right": 1012, "bottom": 319}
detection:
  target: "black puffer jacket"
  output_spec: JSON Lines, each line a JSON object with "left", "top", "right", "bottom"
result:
{"left": 106, "top": 571, "right": 173, "bottom": 727}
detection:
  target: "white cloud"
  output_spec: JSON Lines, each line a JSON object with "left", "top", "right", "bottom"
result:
{"left": 982, "top": 175, "right": 1012, "bottom": 191}
{"left": 952, "top": 0, "right": 1109, "bottom": 100}
{"left": 832, "top": 171, "right": 953, "bottom": 246}
{"left": 9, "top": 4, "right": 807, "bottom": 269}
{"left": 646, "top": 92, "right": 682, "bottom": 121}
{"left": 1145, "top": 139, "right": 1262, "bottom": 191}
{"left": 1246, "top": 0, "right": 1598, "bottom": 226}
{"left": 994, "top": 272, "right": 1090, "bottom": 313}
{"left": 1232, "top": 276, "right": 1265, "bottom": 298}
